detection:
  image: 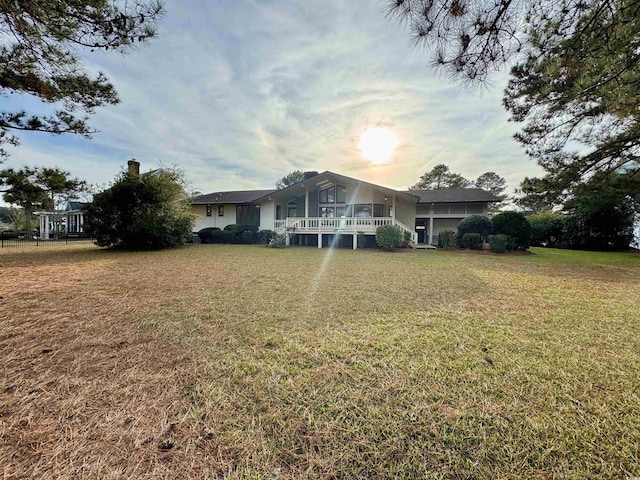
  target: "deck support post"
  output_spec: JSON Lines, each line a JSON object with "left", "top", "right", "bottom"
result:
{"left": 428, "top": 216, "right": 434, "bottom": 245}
{"left": 44, "top": 214, "right": 50, "bottom": 240}
{"left": 317, "top": 233, "right": 322, "bottom": 248}
{"left": 285, "top": 233, "right": 290, "bottom": 246}
{"left": 353, "top": 233, "right": 357, "bottom": 249}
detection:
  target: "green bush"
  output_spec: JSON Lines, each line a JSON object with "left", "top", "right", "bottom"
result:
{"left": 267, "top": 233, "right": 287, "bottom": 248}
{"left": 527, "top": 211, "right": 565, "bottom": 247}
{"left": 492, "top": 211, "right": 531, "bottom": 250}
{"left": 400, "top": 230, "right": 412, "bottom": 248}
{"left": 223, "top": 224, "right": 238, "bottom": 233}
{"left": 258, "top": 229, "right": 275, "bottom": 244}
{"left": 222, "top": 224, "right": 260, "bottom": 243}
{"left": 375, "top": 225, "right": 403, "bottom": 251}
{"left": 197, "top": 227, "right": 220, "bottom": 243}
{"left": 457, "top": 215, "right": 493, "bottom": 241}
{"left": 438, "top": 229, "right": 456, "bottom": 249}
{"left": 201, "top": 229, "right": 233, "bottom": 244}
{"left": 86, "top": 169, "right": 195, "bottom": 250}
{"left": 462, "top": 232, "right": 483, "bottom": 249}
{"left": 488, "top": 234, "right": 509, "bottom": 253}
{"left": 240, "top": 231, "right": 257, "bottom": 244}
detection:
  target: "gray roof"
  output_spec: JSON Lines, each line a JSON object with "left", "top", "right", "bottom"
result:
{"left": 254, "top": 171, "right": 419, "bottom": 203}
{"left": 407, "top": 188, "right": 502, "bottom": 203}
{"left": 192, "top": 189, "right": 276, "bottom": 205}
{"left": 67, "top": 201, "right": 91, "bottom": 211}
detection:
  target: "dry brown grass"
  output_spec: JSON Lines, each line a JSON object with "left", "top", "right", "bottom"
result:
{"left": 1, "top": 244, "right": 639, "bottom": 479}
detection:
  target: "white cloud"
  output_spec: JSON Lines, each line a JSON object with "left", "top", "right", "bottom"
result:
{"left": 3, "top": 0, "right": 544, "bottom": 199}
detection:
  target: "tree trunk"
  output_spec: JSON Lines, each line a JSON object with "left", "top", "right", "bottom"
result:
{"left": 25, "top": 207, "right": 33, "bottom": 238}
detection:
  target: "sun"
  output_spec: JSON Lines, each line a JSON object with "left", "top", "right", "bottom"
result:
{"left": 358, "top": 127, "right": 399, "bottom": 165}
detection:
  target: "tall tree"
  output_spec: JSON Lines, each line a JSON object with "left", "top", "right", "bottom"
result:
{"left": 0, "top": 168, "right": 50, "bottom": 234}
{"left": 0, "top": 206, "right": 11, "bottom": 224}
{"left": 475, "top": 172, "right": 507, "bottom": 197}
{"left": 0, "top": 1, "right": 164, "bottom": 159}
{"left": 0, "top": 167, "right": 86, "bottom": 235}
{"left": 503, "top": 0, "right": 640, "bottom": 200}
{"left": 37, "top": 168, "right": 88, "bottom": 211}
{"left": 388, "top": 0, "right": 640, "bottom": 200}
{"left": 86, "top": 168, "right": 194, "bottom": 250}
{"left": 514, "top": 177, "right": 556, "bottom": 213}
{"left": 275, "top": 170, "right": 305, "bottom": 190}
{"left": 411, "top": 164, "right": 471, "bottom": 189}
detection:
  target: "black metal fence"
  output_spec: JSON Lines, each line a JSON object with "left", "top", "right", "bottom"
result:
{"left": 0, "top": 231, "right": 94, "bottom": 248}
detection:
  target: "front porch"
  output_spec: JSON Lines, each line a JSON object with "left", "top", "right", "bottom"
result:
{"left": 274, "top": 216, "right": 417, "bottom": 248}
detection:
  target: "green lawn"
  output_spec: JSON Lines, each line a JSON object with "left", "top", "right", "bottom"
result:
{"left": 1, "top": 244, "right": 639, "bottom": 479}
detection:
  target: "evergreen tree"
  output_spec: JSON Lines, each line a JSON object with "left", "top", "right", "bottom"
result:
{"left": 275, "top": 170, "right": 305, "bottom": 190}
{"left": 0, "top": 1, "right": 164, "bottom": 159}
{"left": 0, "top": 167, "right": 86, "bottom": 235}
{"left": 86, "top": 168, "right": 194, "bottom": 250}
{"left": 411, "top": 164, "right": 471, "bottom": 189}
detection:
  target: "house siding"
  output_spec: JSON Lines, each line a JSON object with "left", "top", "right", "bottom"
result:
{"left": 192, "top": 204, "right": 237, "bottom": 232}
{"left": 260, "top": 200, "right": 275, "bottom": 231}
{"left": 432, "top": 218, "right": 463, "bottom": 240}
{"left": 395, "top": 196, "right": 416, "bottom": 228}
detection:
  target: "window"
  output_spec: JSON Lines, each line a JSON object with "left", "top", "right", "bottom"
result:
{"left": 434, "top": 204, "right": 451, "bottom": 214}
{"left": 206, "top": 205, "right": 212, "bottom": 217}
{"left": 388, "top": 205, "right": 393, "bottom": 217}
{"left": 320, "top": 207, "right": 335, "bottom": 217}
{"left": 450, "top": 204, "right": 466, "bottom": 214}
{"left": 319, "top": 185, "right": 345, "bottom": 216}
{"left": 354, "top": 204, "right": 372, "bottom": 217}
{"left": 276, "top": 205, "right": 282, "bottom": 220}
{"left": 236, "top": 205, "right": 260, "bottom": 225}
{"left": 373, "top": 204, "right": 383, "bottom": 217}
{"left": 467, "top": 203, "right": 484, "bottom": 214}
{"left": 319, "top": 186, "right": 335, "bottom": 204}
{"left": 288, "top": 206, "right": 297, "bottom": 218}
{"left": 218, "top": 205, "right": 224, "bottom": 216}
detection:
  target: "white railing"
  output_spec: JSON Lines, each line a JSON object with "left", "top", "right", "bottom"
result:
{"left": 393, "top": 218, "right": 419, "bottom": 243}
{"left": 275, "top": 216, "right": 418, "bottom": 243}
{"left": 274, "top": 219, "right": 286, "bottom": 232}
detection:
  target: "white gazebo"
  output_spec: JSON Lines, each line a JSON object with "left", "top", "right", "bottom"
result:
{"left": 36, "top": 201, "right": 89, "bottom": 239}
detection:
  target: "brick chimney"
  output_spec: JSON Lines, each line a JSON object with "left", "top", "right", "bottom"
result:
{"left": 127, "top": 159, "right": 140, "bottom": 175}
{"left": 303, "top": 171, "right": 318, "bottom": 180}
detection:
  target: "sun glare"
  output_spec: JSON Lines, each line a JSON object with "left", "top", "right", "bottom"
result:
{"left": 358, "top": 127, "right": 399, "bottom": 165}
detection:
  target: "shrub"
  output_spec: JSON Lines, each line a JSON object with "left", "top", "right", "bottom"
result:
{"left": 399, "top": 230, "right": 412, "bottom": 248}
{"left": 462, "top": 232, "right": 483, "bottom": 250}
{"left": 86, "top": 169, "right": 195, "bottom": 250}
{"left": 201, "top": 229, "right": 233, "bottom": 244}
{"left": 240, "top": 231, "right": 257, "bottom": 244}
{"left": 527, "top": 211, "right": 565, "bottom": 247}
{"left": 258, "top": 229, "right": 275, "bottom": 244}
{"left": 492, "top": 211, "right": 531, "bottom": 250}
{"left": 223, "top": 224, "right": 260, "bottom": 243}
{"left": 375, "top": 225, "right": 403, "bottom": 250}
{"left": 457, "top": 215, "right": 493, "bottom": 241}
{"left": 488, "top": 234, "right": 509, "bottom": 253}
{"left": 197, "top": 227, "right": 220, "bottom": 243}
{"left": 267, "top": 233, "right": 287, "bottom": 248}
{"left": 438, "top": 229, "right": 456, "bottom": 249}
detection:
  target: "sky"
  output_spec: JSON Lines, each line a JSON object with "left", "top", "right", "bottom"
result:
{"left": 2, "top": 0, "right": 545, "bottom": 197}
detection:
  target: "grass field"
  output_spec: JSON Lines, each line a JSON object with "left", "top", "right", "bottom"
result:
{"left": 1, "top": 244, "right": 639, "bottom": 479}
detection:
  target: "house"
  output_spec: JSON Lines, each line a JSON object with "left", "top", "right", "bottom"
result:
{"left": 192, "top": 170, "right": 501, "bottom": 248}
{"left": 36, "top": 201, "right": 90, "bottom": 239}
{"left": 409, "top": 188, "right": 501, "bottom": 244}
